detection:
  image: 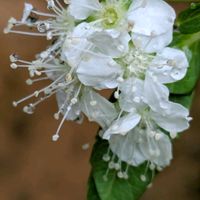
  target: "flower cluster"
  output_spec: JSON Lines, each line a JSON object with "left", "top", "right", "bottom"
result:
{"left": 5, "top": 0, "right": 191, "bottom": 181}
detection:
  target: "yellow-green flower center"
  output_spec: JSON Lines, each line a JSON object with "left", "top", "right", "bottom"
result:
{"left": 102, "top": 7, "right": 120, "bottom": 28}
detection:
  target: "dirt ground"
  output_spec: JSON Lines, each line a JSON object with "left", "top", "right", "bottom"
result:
{"left": 0, "top": 1, "right": 199, "bottom": 200}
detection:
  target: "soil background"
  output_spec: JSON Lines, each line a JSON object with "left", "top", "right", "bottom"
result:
{"left": 0, "top": 1, "right": 199, "bottom": 200}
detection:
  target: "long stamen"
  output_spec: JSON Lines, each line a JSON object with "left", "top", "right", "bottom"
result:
{"left": 52, "top": 84, "right": 82, "bottom": 141}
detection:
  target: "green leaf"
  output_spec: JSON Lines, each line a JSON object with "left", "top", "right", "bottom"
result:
{"left": 177, "top": 3, "right": 200, "bottom": 34}
{"left": 88, "top": 137, "right": 152, "bottom": 200}
{"left": 167, "top": 32, "right": 200, "bottom": 94}
{"left": 170, "top": 92, "right": 194, "bottom": 109}
{"left": 87, "top": 174, "right": 101, "bottom": 200}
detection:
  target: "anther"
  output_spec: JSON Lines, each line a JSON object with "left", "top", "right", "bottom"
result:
{"left": 12, "top": 101, "right": 18, "bottom": 107}
{"left": 140, "top": 175, "right": 147, "bottom": 182}
{"left": 54, "top": 112, "right": 60, "bottom": 120}
{"left": 108, "top": 161, "right": 115, "bottom": 169}
{"left": 23, "top": 105, "right": 35, "bottom": 114}
{"left": 103, "top": 154, "right": 111, "bottom": 162}
{"left": 34, "top": 91, "right": 40, "bottom": 97}
{"left": 9, "top": 54, "right": 19, "bottom": 62}
{"left": 10, "top": 63, "right": 18, "bottom": 69}
{"left": 117, "top": 171, "right": 124, "bottom": 179}
{"left": 123, "top": 172, "right": 129, "bottom": 180}
{"left": 149, "top": 163, "right": 155, "bottom": 171}
{"left": 52, "top": 134, "right": 59, "bottom": 142}
{"left": 157, "top": 166, "right": 163, "bottom": 172}
{"left": 114, "top": 163, "right": 121, "bottom": 171}
{"left": 26, "top": 79, "right": 33, "bottom": 85}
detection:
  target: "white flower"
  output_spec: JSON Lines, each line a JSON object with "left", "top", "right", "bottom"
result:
{"left": 128, "top": 0, "right": 176, "bottom": 52}
{"left": 61, "top": 22, "right": 130, "bottom": 63}
{"left": 68, "top": 0, "right": 176, "bottom": 53}
{"left": 61, "top": 22, "right": 127, "bottom": 89}
{"left": 109, "top": 127, "right": 172, "bottom": 168}
{"left": 120, "top": 75, "right": 190, "bottom": 136}
{"left": 123, "top": 47, "right": 189, "bottom": 84}
{"left": 148, "top": 47, "right": 189, "bottom": 83}
{"left": 4, "top": 1, "right": 75, "bottom": 61}
{"left": 103, "top": 75, "right": 190, "bottom": 167}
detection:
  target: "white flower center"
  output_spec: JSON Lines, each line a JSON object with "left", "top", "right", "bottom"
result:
{"left": 123, "top": 48, "right": 153, "bottom": 79}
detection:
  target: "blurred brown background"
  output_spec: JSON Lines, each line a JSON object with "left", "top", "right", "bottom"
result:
{"left": 0, "top": 1, "right": 199, "bottom": 200}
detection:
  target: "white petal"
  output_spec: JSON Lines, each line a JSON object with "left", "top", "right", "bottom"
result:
{"left": 150, "top": 102, "right": 190, "bottom": 133}
{"left": 119, "top": 77, "right": 145, "bottom": 112}
{"left": 144, "top": 74, "right": 170, "bottom": 112}
{"left": 131, "top": 29, "right": 173, "bottom": 53}
{"left": 68, "top": 0, "right": 102, "bottom": 20}
{"left": 77, "top": 55, "right": 123, "bottom": 90}
{"left": 80, "top": 88, "right": 118, "bottom": 128}
{"left": 148, "top": 47, "right": 189, "bottom": 83}
{"left": 56, "top": 90, "right": 82, "bottom": 122}
{"left": 103, "top": 112, "right": 141, "bottom": 140}
{"left": 21, "top": 3, "right": 33, "bottom": 22}
{"left": 109, "top": 128, "right": 146, "bottom": 166}
{"left": 139, "top": 129, "right": 172, "bottom": 167}
{"left": 128, "top": 0, "right": 176, "bottom": 36}
{"left": 89, "top": 29, "right": 131, "bottom": 58}
{"left": 61, "top": 23, "right": 94, "bottom": 67}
